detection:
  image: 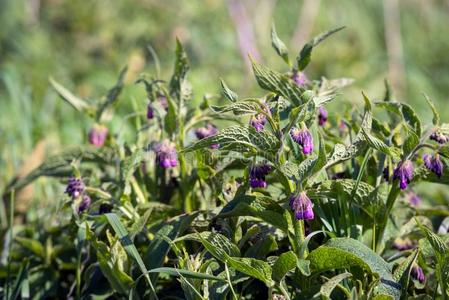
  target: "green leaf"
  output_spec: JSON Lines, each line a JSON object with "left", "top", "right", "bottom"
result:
{"left": 175, "top": 231, "right": 241, "bottom": 257}
{"left": 220, "top": 78, "right": 238, "bottom": 102}
{"left": 120, "top": 148, "right": 144, "bottom": 194}
{"left": 49, "top": 77, "right": 90, "bottom": 112}
{"left": 360, "top": 128, "right": 400, "bottom": 159}
{"left": 15, "top": 237, "right": 45, "bottom": 258}
{"left": 97, "top": 66, "right": 127, "bottom": 120}
{"left": 169, "top": 38, "right": 189, "bottom": 102}
{"left": 416, "top": 221, "right": 448, "bottom": 258}
{"left": 296, "top": 26, "right": 345, "bottom": 71}
{"left": 320, "top": 272, "right": 352, "bottom": 299}
{"left": 251, "top": 58, "right": 305, "bottom": 106}
{"left": 210, "top": 99, "right": 262, "bottom": 116}
{"left": 272, "top": 251, "right": 297, "bottom": 282}
{"left": 164, "top": 93, "right": 178, "bottom": 135}
{"left": 423, "top": 93, "right": 440, "bottom": 125}
{"left": 402, "top": 125, "right": 419, "bottom": 156}
{"left": 183, "top": 125, "right": 280, "bottom": 155}
{"left": 271, "top": 23, "right": 289, "bottom": 65}
{"left": 145, "top": 267, "right": 225, "bottom": 281}
{"left": 401, "top": 104, "right": 422, "bottom": 138}
{"left": 392, "top": 249, "right": 419, "bottom": 298}
{"left": 217, "top": 194, "right": 288, "bottom": 232}
{"left": 9, "top": 259, "right": 29, "bottom": 300}
{"left": 308, "top": 238, "right": 400, "bottom": 298}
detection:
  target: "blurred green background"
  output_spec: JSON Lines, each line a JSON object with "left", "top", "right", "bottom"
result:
{"left": 1, "top": 0, "right": 449, "bottom": 189}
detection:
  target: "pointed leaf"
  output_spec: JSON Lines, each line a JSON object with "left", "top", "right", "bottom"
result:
{"left": 220, "top": 78, "right": 238, "bottom": 102}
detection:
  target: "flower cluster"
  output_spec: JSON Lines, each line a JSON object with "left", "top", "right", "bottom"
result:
{"left": 88, "top": 124, "right": 108, "bottom": 147}
{"left": 430, "top": 130, "right": 448, "bottom": 144}
{"left": 249, "top": 163, "right": 271, "bottom": 188}
{"left": 290, "top": 127, "right": 314, "bottom": 155}
{"left": 423, "top": 153, "right": 444, "bottom": 177}
{"left": 393, "top": 160, "right": 414, "bottom": 190}
{"left": 195, "top": 123, "right": 219, "bottom": 149}
{"left": 154, "top": 140, "right": 178, "bottom": 168}
{"left": 65, "top": 177, "right": 91, "bottom": 213}
{"left": 289, "top": 192, "right": 314, "bottom": 220}
{"left": 250, "top": 113, "right": 267, "bottom": 132}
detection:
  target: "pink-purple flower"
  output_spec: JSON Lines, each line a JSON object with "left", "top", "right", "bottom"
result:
{"left": 77, "top": 194, "right": 91, "bottom": 214}
{"left": 289, "top": 192, "right": 314, "bottom": 220}
{"left": 249, "top": 163, "right": 271, "bottom": 188}
{"left": 291, "top": 71, "right": 306, "bottom": 86}
{"left": 393, "top": 160, "right": 414, "bottom": 190}
{"left": 430, "top": 131, "right": 448, "bottom": 144}
{"left": 318, "top": 107, "right": 328, "bottom": 126}
{"left": 412, "top": 265, "right": 425, "bottom": 283}
{"left": 290, "top": 127, "right": 314, "bottom": 155}
{"left": 423, "top": 153, "right": 443, "bottom": 178}
{"left": 250, "top": 113, "right": 267, "bottom": 132}
{"left": 195, "top": 124, "right": 219, "bottom": 149}
{"left": 154, "top": 140, "right": 178, "bottom": 168}
{"left": 88, "top": 124, "right": 108, "bottom": 147}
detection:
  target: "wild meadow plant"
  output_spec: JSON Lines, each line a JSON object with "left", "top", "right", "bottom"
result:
{"left": 2, "top": 25, "right": 449, "bottom": 299}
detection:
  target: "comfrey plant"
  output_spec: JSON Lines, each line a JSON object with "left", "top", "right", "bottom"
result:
{"left": 3, "top": 26, "right": 449, "bottom": 300}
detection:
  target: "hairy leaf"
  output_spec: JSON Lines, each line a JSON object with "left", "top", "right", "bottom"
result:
{"left": 271, "top": 23, "right": 289, "bottom": 65}
{"left": 220, "top": 78, "right": 238, "bottom": 102}
{"left": 272, "top": 251, "right": 297, "bottom": 282}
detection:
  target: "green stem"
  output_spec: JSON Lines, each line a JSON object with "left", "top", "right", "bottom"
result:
{"left": 376, "top": 184, "right": 400, "bottom": 251}
{"left": 292, "top": 214, "right": 306, "bottom": 258}
{"left": 6, "top": 189, "right": 15, "bottom": 300}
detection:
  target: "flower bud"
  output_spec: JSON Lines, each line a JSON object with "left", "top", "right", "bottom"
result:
{"left": 88, "top": 124, "right": 108, "bottom": 147}
{"left": 147, "top": 102, "right": 154, "bottom": 119}
{"left": 412, "top": 265, "right": 425, "bottom": 283}
{"left": 430, "top": 131, "right": 448, "bottom": 144}
{"left": 77, "top": 194, "right": 91, "bottom": 214}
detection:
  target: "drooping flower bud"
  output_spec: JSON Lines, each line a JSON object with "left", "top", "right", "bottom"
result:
{"left": 430, "top": 130, "right": 448, "bottom": 144}
{"left": 291, "top": 71, "right": 306, "bottom": 86}
{"left": 393, "top": 160, "right": 414, "bottom": 190}
{"left": 88, "top": 124, "right": 108, "bottom": 147}
{"left": 411, "top": 265, "right": 425, "bottom": 283}
{"left": 65, "top": 177, "right": 85, "bottom": 199}
{"left": 250, "top": 113, "right": 267, "bottom": 132}
{"left": 147, "top": 102, "right": 154, "bottom": 119}
{"left": 249, "top": 163, "right": 272, "bottom": 188}
{"left": 423, "top": 153, "right": 444, "bottom": 178}
{"left": 77, "top": 194, "right": 91, "bottom": 214}
{"left": 318, "top": 107, "right": 328, "bottom": 126}
{"left": 195, "top": 124, "right": 219, "bottom": 149}
{"left": 290, "top": 127, "right": 314, "bottom": 155}
{"left": 289, "top": 192, "right": 314, "bottom": 220}
{"left": 154, "top": 140, "right": 178, "bottom": 168}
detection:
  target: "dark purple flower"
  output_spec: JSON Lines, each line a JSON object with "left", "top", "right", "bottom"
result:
{"left": 412, "top": 265, "right": 425, "bottom": 283}
{"left": 147, "top": 103, "right": 154, "bottom": 119}
{"left": 393, "top": 237, "right": 414, "bottom": 251}
{"left": 393, "top": 160, "right": 414, "bottom": 190}
{"left": 77, "top": 194, "right": 91, "bottom": 214}
{"left": 250, "top": 113, "right": 267, "bottom": 132}
{"left": 289, "top": 192, "right": 314, "bottom": 220}
{"left": 291, "top": 71, "right": 306, "bottom": 86}
{"left": 65, "top": 177, "right": 85, "bottom": 199}
{"left": 423, "top": 153, "right": 444, "bottom": 178}
{"left": 318, "top": 107, "right": 328, "bottom": 126}
{"left": 290, "top": 127, "right": 314, "bottom": 155}
{"left": 154, "top": 140, "right": 178, "bottom": 168}
{"left": 430, "top": 131, "right": 448, "bottom": 144}
{"left": 88, "top": 124, "right": 108, "bottom": 147}
{"left": 249, "top": 163, "right": 272, "bottom": 188}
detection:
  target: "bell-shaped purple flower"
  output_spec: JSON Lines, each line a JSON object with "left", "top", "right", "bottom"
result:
{"left": 412, "top": 265, "right": 425, "bottom": 283}
{"left": 430, "top": 131, "right": 448, "bottom": 144}
{"left": 290, "top": 127, "right": 314, "bottom": 155}
{"left": 250, "top": 113, "right": 267, "bottom": 132}
{"left": 77, "top": 194, "right": 91, "bottom": 214}
{"left": 154, "top": 140, "right": 178, "bottom": 168}
{"left": 393, "top": 160, "right": 414, "bottom": 190}
{"left": 291, "top": 71, "right": 306, "bottom": 86}
{"left": 65, "top": 177, "right": 85, "bottom": 199}
{"left": 423, "top": 153, "right": 444, "bottom": 178}
{"left": 88, "top": 124, "right": 108, "bottom": 147}
{"left": 249, "top": 163, "right": 271, "bottom": 188}
{"left": 289, "top": 192, "right": 314, "bottom": 220}
{"left": 147, "top": 102, "right": 154, "bottom": 119}
{"left": 318, "top": 107, "right": 328, "bottom": 126}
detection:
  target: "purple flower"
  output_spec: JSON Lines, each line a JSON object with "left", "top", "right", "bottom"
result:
{"left": 88, "top": 124, "right": 108, "bottom": 147}
{"left": 250, "top": 113, "right": 267, "bottom": 132}
{"left": 147, "top": 103, "right": 154, "bottom": 119}
{"left": 423, "top": 153, "right": 444, "bottom": 178}
{"left": 393, "top": 237, "right": 414, "bottom": 251}
{"left": 430, "top": 131, "right": 448, "bottom": 144}
{"left": 289, "top": 192, "right": 314, "bottom": 220}
{"left": 154, "top": 140, "right": 178, "bottom": 168}
{"left": 318, "top": 107, "right": 328, "bottom": 126}
{"left": 249, "top": 163, "right": 271, "bottom": 188}
{"left": 291, "top": 71, "right": 306, "bottom": 86}
{"left": 195, "top": 124, "right": 219, "bottom": 149}
{"left": 65, "top": 177, "right": 85, "bottom": 199}
{"left": 290, "top": 127, "right": 314, "bottom": 155}
{"left": 77, "top": 194, "right": 91, "bottom": 214}
{"left": 393, "top": 160, "right": 414, "bottom": 190}
{"left": 409, "top": 193, "right": 421, "bottom": 206}
{"left": 412, "top": 265, "right": 425, "bottom": 283}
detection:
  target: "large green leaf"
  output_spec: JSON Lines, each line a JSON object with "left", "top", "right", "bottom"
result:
{"left": 220, "top": 78, "right": 238, "bottom": 102}
{"left": 308, "top": 238, "right": 400, "bottom": 299}
{"left": 174, "top": 231, "right": 241, "bottom": 257}
{"left": 360, "top": 128, "right": 400, "bottom": 159}
{"left": 183, "top": 125, "right": 280, "bottom": 155}
{"left": 296, "top": 26, "right": 345, "bottom": 71}
{"left": 320, "top": 272, "right": 352, "bottom": 299}
{"left": 210, "top": 99, "right": 263, "bottom": 116}
{"left": 272, "top": 251, "right": 297, "bottom": 282}
{"left": 392, "top": 249, "right": 419, "bottom": 299}
{"left": 49, "top": 77, "right": 91, "bottom": 112}
{"left": 271, "top": 23, "right": 290, "bottom": 65}
{"left": 169, "top": 39, "right": 189, "bottom": 102}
